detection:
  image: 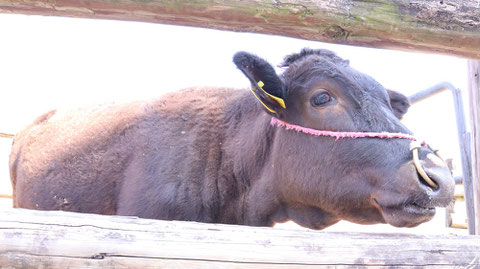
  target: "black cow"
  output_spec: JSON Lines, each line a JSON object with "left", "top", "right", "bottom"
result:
{"left": 9, "top": 48, "right": 454, "bottom": 229}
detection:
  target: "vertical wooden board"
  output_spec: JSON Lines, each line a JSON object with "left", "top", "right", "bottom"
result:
{"left": 468, "top": 60, "right": 480, "bottom": 235}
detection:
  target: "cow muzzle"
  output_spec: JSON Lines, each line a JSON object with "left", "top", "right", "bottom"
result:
{"left": 374, "top": 141, "right": 455, "bottom": 227}
{"left": 409, "top": 140, "right": 455, "bottom": 202}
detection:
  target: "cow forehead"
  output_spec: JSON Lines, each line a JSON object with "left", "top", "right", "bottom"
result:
{"left": 282, "top": 56, "right": 389, "bottom": 104}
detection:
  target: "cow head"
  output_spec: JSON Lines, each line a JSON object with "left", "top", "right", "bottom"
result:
{"left": 234, "top": 48, "right": 454, "bottom": 229}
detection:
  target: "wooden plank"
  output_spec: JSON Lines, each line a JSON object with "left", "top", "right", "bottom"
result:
{"left": 0, "top": 0, "right": 479, "bottom": 59}
{"left": 0, "top": 209, "right": 479, "bottom": 268}
{"left": 0, "top": 132, "right": 14, "bottom": 139}
{"left": 468, "top": 60, "right": 480, "bottom": 235}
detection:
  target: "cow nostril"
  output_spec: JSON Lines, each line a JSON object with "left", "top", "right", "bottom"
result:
{"left": 417, "top": 171, "right": 439, "bottom": 192}
{"left": 410, "top": 141, "right": 439, "bottom": 190}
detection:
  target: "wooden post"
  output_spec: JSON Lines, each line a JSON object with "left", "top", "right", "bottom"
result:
{"left": 0, "top": 209, "right": 480, "bottom": 268}
{"left": 0, "top": 0, "right": 479, "bottom": 59}
{"left": 468, "top": 60, "right": 480, "bottom": 235}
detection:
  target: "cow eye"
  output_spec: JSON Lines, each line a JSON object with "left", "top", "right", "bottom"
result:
{"left": 311, "top": 92, "right": 331, "bottom": 107}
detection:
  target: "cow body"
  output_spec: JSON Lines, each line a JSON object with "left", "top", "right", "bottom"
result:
{"left": 11, "top": 88, "right": 273, "bottom": 223}
{"left": 10, "top": 49, "right": 455, "bottom": 229}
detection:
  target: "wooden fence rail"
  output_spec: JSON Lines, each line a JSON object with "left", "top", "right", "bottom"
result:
{"left": 0, "top": 209, "right": 479, "bottom": 268}
{"left": 0, "top": 132, "right": 14, "bottom": 139}
{"left": 0, "top": 0, "right": 479, "bottom": 59}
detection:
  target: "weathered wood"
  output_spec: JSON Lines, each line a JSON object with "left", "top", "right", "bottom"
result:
{"left": 0, "top": 0, "right": 479, "bottom": 59}
{"left": 0, "top": 209, "right": 479, "bottom": 268}
{"left": 0, "top": 132, "right": 14, "bottom": 139}
{"left": 468, "top": 60, "right": 480, "bottom": 235}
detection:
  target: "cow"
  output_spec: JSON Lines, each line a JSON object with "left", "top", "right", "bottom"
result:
{"left": 9, "top": 48, "right": 454, "bottom": 229}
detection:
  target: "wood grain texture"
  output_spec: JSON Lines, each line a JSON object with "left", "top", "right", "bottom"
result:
{"left": 0, "top": 0, "right": 479, "bottom": 58}
{"left": 0, "top": 209, "right": 479, "bottom": 268}
{"left": 0, "top": 133, "right": 14, "bottom": 139}
{"left": 468, "top": 60, "right": 480, "bottom": 235}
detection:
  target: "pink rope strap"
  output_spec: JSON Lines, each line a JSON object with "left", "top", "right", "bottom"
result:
{"left": 271, "top": 117, "right": 425, "bottom": 144}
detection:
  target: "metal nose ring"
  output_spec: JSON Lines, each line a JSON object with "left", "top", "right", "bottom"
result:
{"left": 410, "top": 141, "right": 438, "bottom": 189}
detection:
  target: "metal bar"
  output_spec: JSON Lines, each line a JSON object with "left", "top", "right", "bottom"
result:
{"left": 409, "top": 82, "right": 476, "bottom": 235}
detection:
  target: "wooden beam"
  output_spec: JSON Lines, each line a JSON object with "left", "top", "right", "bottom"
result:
{"left": 0, "top": 132, "right": 14, "bottom": 139}
{"left": 0, "top": 0, "right": 479, "bottom": 59}
{"left": 468, "top": 60, "right": 480, "bottom": 235}
{"left": 0, "top": 209, "right": 479, "bottom": 268}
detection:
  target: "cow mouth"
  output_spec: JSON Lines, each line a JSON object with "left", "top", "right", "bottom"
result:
{"left": 375, "top": 199, "right": 436, "bottom": 228}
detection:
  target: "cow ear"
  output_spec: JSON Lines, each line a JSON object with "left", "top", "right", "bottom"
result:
{"left": 233, "top": 52, "right": 286, "bottom": 114}
{"left": 387, "top": 89, "right": 410, "bottom": 119}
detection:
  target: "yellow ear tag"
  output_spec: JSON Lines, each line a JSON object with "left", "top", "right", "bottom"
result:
{"left": 258, "top": 81, "right": 286, "bottom": 109}
{"left": 250, "top": 81, "right": 286, "bottom": 113}
{"left": 251, "top": 82, "right": 276, "bottom": 113}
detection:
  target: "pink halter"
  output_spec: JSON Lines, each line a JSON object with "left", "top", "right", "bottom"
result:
{"left": 270, "top": 117, "right": 425, "bottom": 145}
